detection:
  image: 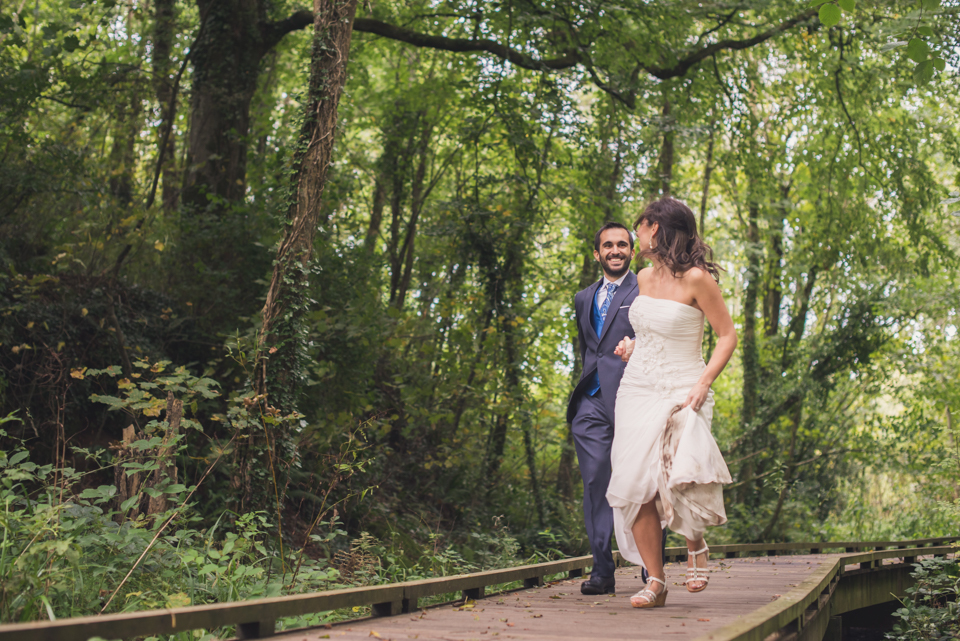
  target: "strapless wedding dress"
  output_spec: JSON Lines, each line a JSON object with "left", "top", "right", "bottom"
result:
{"left": 606, "top": 295, "right": 731, "bottom": 568}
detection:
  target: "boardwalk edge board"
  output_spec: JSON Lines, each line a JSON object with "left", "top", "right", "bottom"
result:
{"left": 0, "top": 537, "right": 956, "bottom": 641}
{"left": 692, "top": 544, "right": 959, "bottom": 641}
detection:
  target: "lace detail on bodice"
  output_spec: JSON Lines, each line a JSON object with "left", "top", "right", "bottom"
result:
{"left": 625, "top": 295, "right": 706, "bottom": 397}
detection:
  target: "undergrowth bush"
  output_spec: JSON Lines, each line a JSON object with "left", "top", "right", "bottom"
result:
{"left": 0, "top": 403, "right": 538, "bottom": 636}
{"left": 888, "top": 557, "right": 960, "bottom": 641}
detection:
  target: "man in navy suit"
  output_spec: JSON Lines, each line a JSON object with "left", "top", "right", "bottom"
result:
{"left": 567, "top": 222, "right": 638, "bottom": 595}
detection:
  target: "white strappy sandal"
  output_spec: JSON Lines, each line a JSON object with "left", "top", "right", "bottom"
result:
{"left": 685, "top": 545, "right": 710, "bottom": 593}
{"left": 630, "top": 576, "right": 668, "bottom": 608}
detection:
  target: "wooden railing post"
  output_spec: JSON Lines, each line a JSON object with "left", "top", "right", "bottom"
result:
{"left": 237, "top": 619, "right": 275, "bottom": 639}
{"left": 463, "top": 587, "right": 484, "bottom": 600}
{"left": 372, "top": 600, "right": 403, "bottom": 617}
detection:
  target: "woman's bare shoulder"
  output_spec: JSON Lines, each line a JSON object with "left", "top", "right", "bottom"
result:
{"left": 682, "top": 266, "right": 720, "bottom": 292}
{"left": 682, "top": 266, "right": 711, "bottom": 283}
{"left": 636, "top": 266, "right": 654, "bottom": 281}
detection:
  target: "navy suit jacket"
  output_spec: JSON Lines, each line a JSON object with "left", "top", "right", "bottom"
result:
{"left": 566, "top": 270, "right": 638, "bottom": 424}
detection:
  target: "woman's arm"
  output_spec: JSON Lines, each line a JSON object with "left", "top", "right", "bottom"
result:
{"left": 684, "top": 269, "right": 737, "bottom": 411}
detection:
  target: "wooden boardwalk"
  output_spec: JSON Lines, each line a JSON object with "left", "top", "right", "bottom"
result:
{"left": 1, "top": 542, "right": 954, "bottom": 641}
{"left": 274, "top": 554, "right": 846, "bottom": 641}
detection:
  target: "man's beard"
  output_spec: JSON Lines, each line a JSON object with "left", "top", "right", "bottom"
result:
{"left": 601, "top": 254, "right": 631, "bottom": 278}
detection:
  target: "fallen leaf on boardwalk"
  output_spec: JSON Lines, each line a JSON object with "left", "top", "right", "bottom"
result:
{"left": 531, "top": 614, "right": 543, "bottom": 618}
{"left": 499, "top": 618, "right": 508, "bottom": 622}
{"left": 771, "top": 594, "right": 781, "bottom": 600}
{"left": 506, "top": 623, "right": 515, "bottom": 627}
{"left": 369, "top": 632, "right": 382, "bottom": 638}
{"left": 698, "top": 618, "right": 710, "bottom": 622}
{"left": 549, "top": 595, "right": 562, "bottom": 599}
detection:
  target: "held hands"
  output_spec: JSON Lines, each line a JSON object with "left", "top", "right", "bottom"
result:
{"left": 614, "top": 336, "right": 635, "bottom": 362}
{"left": 683, "top": 382, "right": 711, "bottom": 413}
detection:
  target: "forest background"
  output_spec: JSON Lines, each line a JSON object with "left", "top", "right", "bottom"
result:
{"left": 1, "top": 0, "right": 959, "bottom": 630}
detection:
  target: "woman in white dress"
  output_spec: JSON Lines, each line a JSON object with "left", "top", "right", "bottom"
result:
{"left": 608, "top": 197, "right": 737, "bottom": 609}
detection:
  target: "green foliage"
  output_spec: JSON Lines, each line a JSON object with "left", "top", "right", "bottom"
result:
{"left": 888, "top": 558, "right": 960, "bottom": 641}
{"left": 0, "top": 408, "right": 535, "bottom": 630}
{"left": 1, "top": 0, "right": 959, "bottom": 630}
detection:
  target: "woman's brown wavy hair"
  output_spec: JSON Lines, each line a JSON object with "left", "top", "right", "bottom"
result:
{"left": 633, "top": 197, "right": 723, "bottom": 282}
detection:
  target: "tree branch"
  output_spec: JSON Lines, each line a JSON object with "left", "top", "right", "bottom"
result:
{"left": 351, "top": 9, "right": 819, "bottom": 103}
{"left": 644, "top": 8, "right": 819, "bottom": 79}
{"left": 352, "top": 17, "right": 580, "bottom": 71}
{"left": 262, "top": 9, "right": 314, "bottom": 51}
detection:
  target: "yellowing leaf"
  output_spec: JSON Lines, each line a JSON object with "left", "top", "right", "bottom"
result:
{"left": 81, "top": 308, "right": 89, "bottom": 317}
{"left": 154, "top": 240, "right": 165, "bottom": 252}
{"left": 70, "top": 368, "right": 86, "bottom": 379}
{"left": 26, "top": 321, "right": 34, "bottom": 329}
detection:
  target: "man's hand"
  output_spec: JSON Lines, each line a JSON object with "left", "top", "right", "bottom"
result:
{"left": 614, "top": 336, "right": 635, "bottom": 362}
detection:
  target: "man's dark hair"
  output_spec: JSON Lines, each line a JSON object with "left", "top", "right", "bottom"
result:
{"left": 593, "top": 222, "right": 634, "bottom": 252}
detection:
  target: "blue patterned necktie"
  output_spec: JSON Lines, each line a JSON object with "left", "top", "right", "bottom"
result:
{"left": 594, "top": 283, "right": 618, "bottom": 337}
{"left": 587, "top": 282, "right": 618, "bottom": 396}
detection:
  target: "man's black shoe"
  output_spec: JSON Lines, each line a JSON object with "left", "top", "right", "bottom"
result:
{"left": 580, "top": 575, "right": 616, "bottom": 595}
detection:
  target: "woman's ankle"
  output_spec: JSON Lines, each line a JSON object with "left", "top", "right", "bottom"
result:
{"left": 686, "top": 538, "right": 706, "bottom": 552}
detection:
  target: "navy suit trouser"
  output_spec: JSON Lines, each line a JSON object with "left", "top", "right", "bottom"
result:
{"left": 571, "top": 389, "right": 616, "bottom": 579}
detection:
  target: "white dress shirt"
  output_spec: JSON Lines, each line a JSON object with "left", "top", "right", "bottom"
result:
{"left": 596, "top": 273, "right": 628, "bottom": 308}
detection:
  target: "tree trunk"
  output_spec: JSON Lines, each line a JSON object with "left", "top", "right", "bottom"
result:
{"left": 255, "top": 0, "right": 360, "bottom": 410}
{"left": 699, "top": 124, "right": 716, "bottom": 358}
{"left": 764, "top": 192, "right": 787, "bottom": 338}
{"left": 152, "top": 0, "right": 180, "bottom": 211}
{"left": 180, "top": 0, "right": 313, "bottom": 211}
{"left": 522, "top": 413, "right": 546, "bottom": 528}
{"left": 658, "top": 95, "right": 674, "bottom": 197}
{"left": 698, "top": 124, "right": 716, "bottom": 235}
{"left": 391, "top": 115, "right": 432, "bottom": 308}
{"left": 781, "top": 267, "right": 817, "bottom": 370}
{"left": 737, "top": 199, "right": 762, "bottom": 505}
{"left": 181, "top": 0, "right": 261, "bottom": 210}
{"left": 107, "top": 94, "right": 141, "bottom": 206}
{"left": 364, "top": 176, "right": 386, "bottom": 254}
